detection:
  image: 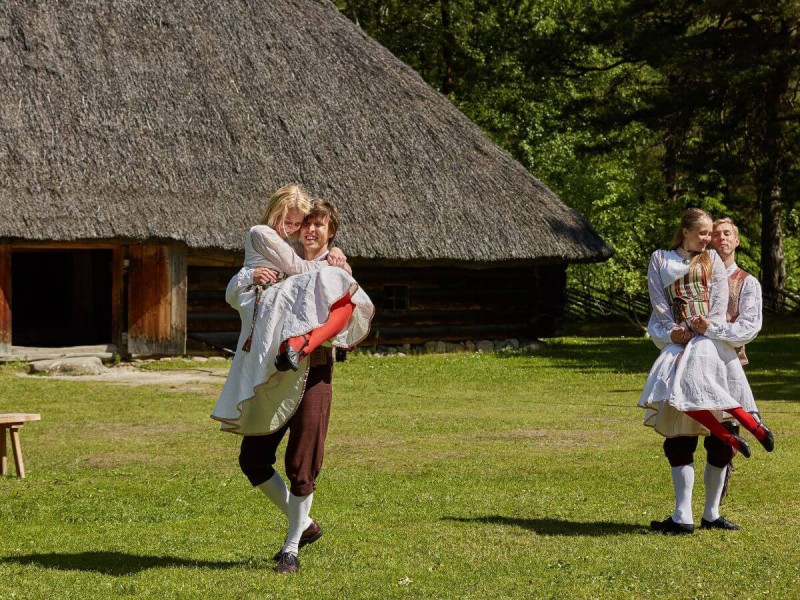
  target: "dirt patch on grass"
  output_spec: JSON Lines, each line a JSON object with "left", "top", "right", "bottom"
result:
{"left": 19, "top": 364, "right": 229, "bottom": 389}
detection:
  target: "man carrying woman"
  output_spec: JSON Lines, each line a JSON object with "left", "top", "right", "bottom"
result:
{"left": 640, "top": 208, "right": 773, "bottom": 534}
{"left": 211, "top": 187, "right": 374, "bottom": 571}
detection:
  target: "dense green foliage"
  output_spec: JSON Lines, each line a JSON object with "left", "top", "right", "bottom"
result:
{"left": 335, "top": 1, "right": 800, "bottom": 306}
{"left": 2, "top": 338, "right": 799, "bottom": 597}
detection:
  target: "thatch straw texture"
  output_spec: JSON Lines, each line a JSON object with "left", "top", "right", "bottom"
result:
{"left": 0, "top": 0, "right": 612, "bottom": 264}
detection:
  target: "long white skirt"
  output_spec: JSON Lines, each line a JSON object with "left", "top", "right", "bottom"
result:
{"left": 638, "top": 335, "right": 758, "bottom": 437}
{"left": 211, "top": 267, "right": 374, "bottom": 435}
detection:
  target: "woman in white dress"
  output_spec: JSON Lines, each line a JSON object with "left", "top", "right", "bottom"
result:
{"left": 211, "top": 185, "right": 374, "bottom": 436}
{"left": 639, "top": 208, "right": 774, "bottom": 455}
{"left": 642, "top": 209, "right": 774, "bottom": 535}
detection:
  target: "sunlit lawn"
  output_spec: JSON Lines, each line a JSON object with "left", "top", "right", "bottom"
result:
{"left": 1, "top": 333, "right": 798, "bottom": 598}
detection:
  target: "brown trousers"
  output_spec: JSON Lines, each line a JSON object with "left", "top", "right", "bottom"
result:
{"left": 239, "top": 349, "right": 333, "bottom": 496}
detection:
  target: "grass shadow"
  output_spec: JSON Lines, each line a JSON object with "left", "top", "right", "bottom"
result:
{"left": 502, "top": 338, "right": 657, "bottom": 374}
{"left": 0, "top": 552, "right": 251, "bottom": 576}
{"left": 442, "top": 515, "right": 646, "bottom": 536}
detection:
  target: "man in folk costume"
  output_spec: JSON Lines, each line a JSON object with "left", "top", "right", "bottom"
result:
{"left": 647, "top": 216, "right": 768, "bottom": 532}
{"left": 236, "top": 200, "right": 347, "bottom": 573}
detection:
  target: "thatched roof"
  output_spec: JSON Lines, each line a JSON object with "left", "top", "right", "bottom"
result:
{"left": 0, "top": 0, "right": 612, "bottom": 265}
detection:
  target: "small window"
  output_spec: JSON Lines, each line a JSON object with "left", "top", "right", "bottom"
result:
{"left": 383, "top": 284, "right": 409, "bottom": 311}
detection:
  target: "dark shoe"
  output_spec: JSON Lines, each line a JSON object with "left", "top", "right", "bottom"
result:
{"left": 274, "top": 336, "right": 310, "bottom": 372}
{"left": 274, "top": 347, "right": 300, "bottom": 372}
{"left": 755, "top": 424, "right": 775, "bottom": 452}
{"left": 272, "top": 522, "right": 323, "bottom": 560}
{"left": 274, "top": 551, "right": 299, "bottom": 574}
{"left": 732, "top": 435, "right": 751, "bottom": 458}
{"left": 700, "top": 516, "right": 741, "bottom": 530}
{"left": 650, "top": 516, "right": 694, "bottom": 535}
{"left": 299, "top": 520, "right": 323, "bottom": 549}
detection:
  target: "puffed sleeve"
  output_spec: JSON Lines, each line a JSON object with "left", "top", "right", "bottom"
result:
{"left": 225, "top": 267, "right": 254, "bottom": 310}
{"left": 250, "top": 226, "right": 325, "bottom": 275}
{"left": 706, "top": 251, "right": 729, "bottom": 325}
{"left": 648, "top": 250, "right": 678, "bottom": 334}
{"left": 705, "top": 275, "right": 762, "bottom": 344}
{"left": 647, "top": 312, "right": 673, "bottom": 350}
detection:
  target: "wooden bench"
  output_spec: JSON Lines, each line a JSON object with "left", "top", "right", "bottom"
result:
{"left": 0, "top": 413, "right": 41, "bottom": 478}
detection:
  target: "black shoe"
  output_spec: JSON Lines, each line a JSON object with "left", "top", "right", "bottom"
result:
{"left": 274, "top": 347, "right": 301, "bottom": 372}
{"left": 755, "top": 424, "right": 775, "bottom": 452}
{"left": 650, "top": 516, "right": 694, "bottom": 535}
{"left": 274, "top": 551, "right": 299, "bottom": 574}
{"left": 700, "top": 516, "right": 741, "bottom": 530}
{"left": 733, "top": 435, "right": 751, "bottom": 458}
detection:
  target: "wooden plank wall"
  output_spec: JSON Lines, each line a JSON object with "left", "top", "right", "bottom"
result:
{"left": 186, "top": 250, "right": 567, "bottom": 346}
{"left": 128, "top": 243, "right": 187, "bottom": 355}
{"left": 0, "top": 245, "right": 10, "bottom": 354}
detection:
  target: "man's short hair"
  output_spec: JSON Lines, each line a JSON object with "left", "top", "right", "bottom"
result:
{"left": 713, "top": 217, "right": 739, "bottom": 237}
{"left": 304, "top": 199, "right": 340, "bottom": 244}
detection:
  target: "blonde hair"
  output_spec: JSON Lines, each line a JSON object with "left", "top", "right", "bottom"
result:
{"left": 713, "top": 217, "right": 739, "bottom": 237}
{"left": 259, "top": 184, "right": 312, "bottom": 238}
{"left": 669, "top": 208, "right": 713, "bottom": 279}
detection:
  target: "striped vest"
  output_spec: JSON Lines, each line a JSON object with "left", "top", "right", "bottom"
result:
{"left": 666, "top": 262, "right": 709, "bottom": 327}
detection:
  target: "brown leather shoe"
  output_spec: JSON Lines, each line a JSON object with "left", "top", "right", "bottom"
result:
{"left": 274, "top": 552, "right": 299, "bottom": 574}
{"left": 272, "top": 521, "right": 323, "bottom": 561}
{"left": 299, "top": 520, "right": 323, "bottom": 549}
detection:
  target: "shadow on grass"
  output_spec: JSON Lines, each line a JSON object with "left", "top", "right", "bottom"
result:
{"left": 501, "top": 338, "right": 657, "bottom": 375}
{"left": 443, "top": 515, "right": 646, "bottom": 536}
{"left": 0, "top": 552, "right": 250, "bottom": 576}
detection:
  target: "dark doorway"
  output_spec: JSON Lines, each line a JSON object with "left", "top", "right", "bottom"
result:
{"left": 12, "top": 250, "right": 113, "bottom": 347}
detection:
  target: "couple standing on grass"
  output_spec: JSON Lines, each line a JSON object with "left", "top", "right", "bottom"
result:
{"left": 211, "top": 184, "right": 375, "bottom": 573}
{"left": 640, "top": 208, "right": 774, "bottom": 535}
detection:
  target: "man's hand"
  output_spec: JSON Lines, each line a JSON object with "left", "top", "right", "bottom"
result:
{"left": 691, "top": 315, "right": 710, "bottom": 335}
{"left": 253, "top": 268, "right": 280, "bottom": 285}
{"left": 670, "top": 326, "right": 694, "bottom": 344}
{"left": 327, "top": 247, "right": 348, "bottom": 268}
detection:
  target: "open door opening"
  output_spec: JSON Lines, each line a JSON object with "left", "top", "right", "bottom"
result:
{"left": 12, "top": 249, "right": 113, "bottom": 347}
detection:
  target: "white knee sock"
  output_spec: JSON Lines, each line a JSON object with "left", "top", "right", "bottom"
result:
{"left": 282, "top": 492, "right": 314, "bottom": 555}
{"left": 671, "top": 464, "right": 694, "bottom": 524}
{"left": 256, "top": 472, "right": 290, "bottom": 517}
{"left": 703, "top": 463, "right": 726, "bottom": 522}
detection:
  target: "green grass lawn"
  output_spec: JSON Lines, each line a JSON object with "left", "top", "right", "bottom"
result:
{"left": 1, "top": 334, "right": 798, "bottom": 599}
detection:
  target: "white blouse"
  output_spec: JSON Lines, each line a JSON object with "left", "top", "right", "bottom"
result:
{"left": 225, "top": 225, "right": 325, "bottom": 308}
{"left": 646, "top": 249, "right": 728, "bottom": 348}
{"left": 649, "top": 259, "right": 761, "bottom": 349}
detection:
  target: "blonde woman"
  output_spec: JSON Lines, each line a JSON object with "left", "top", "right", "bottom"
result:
{"left": 640, "top": 208, "right": 773, "bottom": 534}
{"left": 211, "top": 185, "right": 373, "bottom": 437}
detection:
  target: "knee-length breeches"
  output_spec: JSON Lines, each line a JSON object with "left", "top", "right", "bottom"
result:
{"left": 662, "top": 423, "right": 739, "bottom": 468}
{"left": 238, "top": 356, "right": 333, "bottom": 496}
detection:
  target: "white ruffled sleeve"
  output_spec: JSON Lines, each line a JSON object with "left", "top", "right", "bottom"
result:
{"left": 250, "top": 226, "right": 325, "bottom": 275}
{"left": 705, "top": 275, "right": 762, "bottom": 344}
{"left": 647, "top": 250, "right": 678, "bottom": 335}
{"left": 706, "top": 251, "right": 729, "bottom": 325}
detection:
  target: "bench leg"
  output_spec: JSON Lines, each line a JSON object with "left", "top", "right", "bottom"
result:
{"left": 0, "top": 426, "right": 7, "bottom": 476}
{"left": 10, "top": 426, "right": 24, "bottom": 478}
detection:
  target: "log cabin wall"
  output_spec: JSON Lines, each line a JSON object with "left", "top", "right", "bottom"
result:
{"left": 186, "top": 249, "right": 567, "bottom": 348}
